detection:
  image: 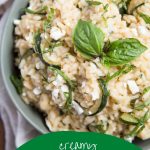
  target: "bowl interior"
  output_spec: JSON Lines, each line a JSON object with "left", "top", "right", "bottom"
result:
{"left": 0, "top": 0, "right": 150, "bottom": 149}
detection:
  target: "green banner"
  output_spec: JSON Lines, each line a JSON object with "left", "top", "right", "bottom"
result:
{"left": 17, "top": 131, "right": 141, "bottom": 150}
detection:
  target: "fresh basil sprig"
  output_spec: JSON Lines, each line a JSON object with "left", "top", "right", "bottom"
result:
{"left": 139, "top": 13, "right": 150, "bottom": 24}
{"left": 73, "top": 20, "right": 147, "bottom": 66}
{"left": 86, "top": 0, "right": 102, "bottom": 6}
{"left": 73, "top": 20, "right": 104, "bottom": 59}
{"left": 103, "top": 38, "right": 147, "bottom": 66}
{"left": 48, "top": 66, "right": 76, "bottom": 112}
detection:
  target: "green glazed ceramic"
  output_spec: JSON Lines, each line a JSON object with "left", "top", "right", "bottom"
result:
{"left": 0, "top": 0, "right": 150, "bottom": 149}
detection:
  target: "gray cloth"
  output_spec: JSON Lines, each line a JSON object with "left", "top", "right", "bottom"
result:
{"left": 0, "top": 1, "right": 40, "bottom": 150}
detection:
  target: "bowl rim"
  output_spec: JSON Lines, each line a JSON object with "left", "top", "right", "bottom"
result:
{"left": 0, "top": 0, "right": 46, "bottom": 134}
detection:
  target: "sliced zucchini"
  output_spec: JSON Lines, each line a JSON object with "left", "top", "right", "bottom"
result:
{"left": 87, "top": 121, "right": 108, "bottom": 133}
{"left": 48, "top": 66, "right": 76, "bottom": 112}
{"left": 84, "top": 78, "right": 109, "bottom": 116}
{"left": 120, "top": 113, "right": 139, "bottom": 125}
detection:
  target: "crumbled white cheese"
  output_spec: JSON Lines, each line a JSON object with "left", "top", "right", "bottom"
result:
{"left": 131, "top": 28, "right": 138, "bottom": 36}
{"left": 50, "top": 27, "right": 65, "bottom": 40}
{"left": 91, "top": 88, "right": 100, "bottom": 101}
{"left": 14, "top": 19, "right": 21, "bottom": 25}
{"left": 127, "top": 80, "right": 139, "bottom": 94}
{"left": 81, "top": 81, "right": 86, "bottom": 88}
{"left": 52, "top": 75, "right": 64, "bottom": 87}
{"left": 33, "top": 87, "right": 41, "bottom": 95}
{"left": 61, "top": 85, "right": 69, "bottom": 93}
{"left": 35, "top": 61, "right": 45, "bottom": 70}
{"left": 22, "top": 92, "right": 26, "bottom": 97}
{"left": 138, "top": 26, "right": 149, "bottom": 36}
{"left": 52, "top": 89, "right": 59, "bottom": 99}
{"left": 72, "top": 101, "right": 84, "bottom": 115}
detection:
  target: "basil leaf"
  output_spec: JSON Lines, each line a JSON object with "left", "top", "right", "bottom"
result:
{"left": 106, "top": 64, "right": 135, "bottom": 82}
{"left": 140, "top": 13, "right": 150, "bottom": 24}
{"left": 103, "top": 38, "right": 147, "bottom": 66}
{"left": 10, "top": 75, "right": 23, "bottom": 94}
{"left": 86, "top": 0, "right": 102, "bottom": 6}
{"left": 73, "top": 20, "right": 105, "bottom": 59}
{"left": 24, "top": 6, "right": 47, "bottom": 15}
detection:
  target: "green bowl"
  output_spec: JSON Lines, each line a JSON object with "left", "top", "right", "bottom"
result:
{"left": 0, "top": 0, "right": 150, "bottom": 149}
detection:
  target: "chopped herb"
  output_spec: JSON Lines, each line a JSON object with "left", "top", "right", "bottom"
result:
{"left": 10, "top": 75, "right": 23, "bottom": 94}
{"left": 42, "top": 41, "right": 62, "bottom": 54}
{"left": 48, "top": 66, "right": 76, "bottom": 112}
{"left": 86, "top": 0, "right": 102, "bottom": 6}
{"left": 34, "top": 30, "right": 42, "bottom": 54}
{"left": 117, "top": 0, "right": 131, "bottom": 16}
{"left": 43, "top": 8, "right": 55, "bottom": 31}
{"left": 103, "top": 4, "right": 109, "bottom": 12}
{"left": 106, "top": 64, "right": 135, "bottom": 82}
{"left": 128, "top": 123, "right": 145, "bottom": 137}
{"left": 128, "top": 110, "right": 150, "bottom": 137}
{"left": 24, "top": 6, "right": 47, "bottom": 15}
{"left": 143, "top": 86, "right": 150, "bottom": 95}
{"left": 139, "top": 13, "right": 150, "bottom": 24}
{"left": 134, "top": 99, "right": 150, "bottom": 110}
{"left": 43, "top": 21, "right": 51, "bottom": 32}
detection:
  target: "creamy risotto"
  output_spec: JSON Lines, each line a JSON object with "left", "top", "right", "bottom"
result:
{"left": 12, "top": 0, "right": 150, "bottom": 142}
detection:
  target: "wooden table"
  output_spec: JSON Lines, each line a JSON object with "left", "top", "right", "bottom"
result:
{"left": 0, "top": 118, "right": 4, "bottom": 150}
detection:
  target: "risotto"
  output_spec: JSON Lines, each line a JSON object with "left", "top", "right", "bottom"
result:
{"left": 12, "top": 0, "right": 150, "bottom": 142}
